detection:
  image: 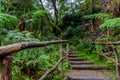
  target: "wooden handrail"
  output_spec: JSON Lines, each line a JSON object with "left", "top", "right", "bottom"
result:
{"left": 95, "top": 41, "right": 120, "bottom": 45}
{"left": 0, "top": 40, "right": 68, "bottom": 56}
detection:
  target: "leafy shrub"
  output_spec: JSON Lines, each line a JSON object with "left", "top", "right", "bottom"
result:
{"left": 0, "top": 13, "right": 18, "bottom": 29}
{"left": 2, "top": 29, "right": 39, "bottom": 45}
{"left": 33, "top": 10, "right": 47, "bottom": 17}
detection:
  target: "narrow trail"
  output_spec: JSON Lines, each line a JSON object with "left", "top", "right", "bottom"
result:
{"left": 65, "top": 52, "right": 113, "bottom": 80}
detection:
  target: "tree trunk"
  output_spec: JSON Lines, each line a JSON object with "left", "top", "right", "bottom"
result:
{"left": 51, "top": 0, "right": 58, "bottom": 25}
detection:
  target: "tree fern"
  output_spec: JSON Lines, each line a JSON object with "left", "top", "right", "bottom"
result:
{"left": 100, "top": 18, "right": 120, "bottom": 29}
{"left": 83, "top": 13, "right": 112, "bottom": 20}
{"left": 0, "top": 13, "right": 18, "bottom": 29}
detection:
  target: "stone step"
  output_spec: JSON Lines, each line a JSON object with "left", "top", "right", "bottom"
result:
{"left": 72, "top": 65, "right": 105, "bottom": 70}
{"left": 68, "top": 76, "right": 113, "bottom": 80}
{"left": 69, "top": 58, "right": 85, "bottom": 61}
{"left": 69, "top": 61, "right": 94, "bottom": 65}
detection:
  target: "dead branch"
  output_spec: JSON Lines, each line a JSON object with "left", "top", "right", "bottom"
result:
{"left": 39, "top": 56, "right": 65, "bottom": 80}
{"left": 0, "top": 40, "right": 68, "bottom": 56}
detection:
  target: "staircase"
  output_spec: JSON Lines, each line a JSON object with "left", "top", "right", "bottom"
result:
{"left": 65, "top": 52, "right": 113, "bottom": 80}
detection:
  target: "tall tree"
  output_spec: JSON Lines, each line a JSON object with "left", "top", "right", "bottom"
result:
{"left": 51, "top": 0, "right": 58, "bottom": 25}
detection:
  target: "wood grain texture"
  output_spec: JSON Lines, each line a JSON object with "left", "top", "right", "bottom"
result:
{"left": 0, "top": 40, "right": 68, "bottom": 56}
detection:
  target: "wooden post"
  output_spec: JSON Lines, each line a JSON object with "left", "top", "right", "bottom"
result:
{"left": 66, "top": 43, "right": 69, "bottom": 62}
{"left": 95, "top": 44, "right": 100, "bottom": 60}
{"left": 112, "top": 46, "right": 120, "bottom": 80}
{"left": 0, "top": 55, "right": 13, "bottom": 80}
{"left": 59, "top": 43, "right": 64, "bottom": 77}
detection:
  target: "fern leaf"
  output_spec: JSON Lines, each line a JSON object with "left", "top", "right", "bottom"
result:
{"left": 83, "top": 13, "right": 112, "bottom": 20}
{"left": 100, "top": 18, "right": 120, "bottom": 29}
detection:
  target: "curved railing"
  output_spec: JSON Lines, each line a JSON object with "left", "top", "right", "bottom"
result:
{"left": 0, "top": 40, "right": 69, "bottom": 80}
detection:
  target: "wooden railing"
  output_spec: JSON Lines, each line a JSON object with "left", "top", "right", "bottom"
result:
{"left": 95, "top": 41, "right": 120, "bottom": 80}
{"left": 0, "top": 40, "right": 69, "bottom": 80}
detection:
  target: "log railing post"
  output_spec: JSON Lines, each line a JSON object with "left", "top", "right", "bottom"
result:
{"left": 59, "top": 43, "right": 64, "bottom": 77}
{"left": 66, "top": 43, "right": 69, "bottom": 62}
{"left": 0, "top": 54, "right": 13, "bottom": 80}
{"left": 112, "top": 46, "right": 120, "bottom": 80}
{"left": 95, "top": 44, "right": 100, "bottom": 60}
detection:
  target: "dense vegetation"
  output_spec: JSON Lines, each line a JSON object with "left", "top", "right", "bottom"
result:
{"left": 0, "top": 0, "right": 120, "bottom": 79}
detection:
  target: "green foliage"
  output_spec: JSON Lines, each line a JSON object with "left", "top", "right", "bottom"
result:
{"left": 1, "top": 0, "right": 39, "bottom": 16}
{"left": 1, "top": 0, "right": 118, "bottom": 79}
{"left": 100, "top": 18, "right": 120, "bottom": 29}
{"left": 0, "top": 2, "right": 4, "bottom": 12}
{"left": 96, "top": 37, "right": 119, "bottom": 42}
{"left": 33, "top": 10, "right": 47, "bottom": 17}
{"left": 61, "top": 12, "right": 85, "bottom": 40}
{"left": 21, "top": 9, "right": 53, "bottom": 37}
{"left": 13, "top": 47, "right": 70, "bottom": 80}
{"left": 84, "top": 13, "right": 112, "bottom": 20}
{"left": 0, "top": 13, "right": 18, "bottom": 29}
{"left": 2, "top": 29, "right": 39, "bottom": 45}
{"left": 0, "top": 28, "right": 8, "bottom": 39}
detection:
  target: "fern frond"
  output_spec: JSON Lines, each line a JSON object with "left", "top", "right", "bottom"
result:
{"left": 100, "top": 18, "right": 120, "bottom": 29}
{"left": 83, "top": 13, "right": 112, "bottom": 20}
